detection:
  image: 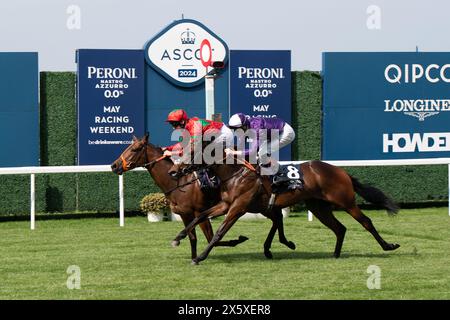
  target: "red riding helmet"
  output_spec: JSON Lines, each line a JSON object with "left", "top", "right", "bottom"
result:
{"left": 166, "top": 109, "right": 188, "bottom": 122}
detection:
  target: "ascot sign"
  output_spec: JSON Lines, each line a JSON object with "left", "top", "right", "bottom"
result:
{"left": 144, "top": 19, "right": 228, "bottom": 87}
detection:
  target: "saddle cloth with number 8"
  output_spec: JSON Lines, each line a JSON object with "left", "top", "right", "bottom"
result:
{"left": 271, "top": 164, "right": 304, "bottom": 194}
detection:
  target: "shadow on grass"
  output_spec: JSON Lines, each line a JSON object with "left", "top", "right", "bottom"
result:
{"left": 208, "top": 249, "right": 411, "bottom": 263}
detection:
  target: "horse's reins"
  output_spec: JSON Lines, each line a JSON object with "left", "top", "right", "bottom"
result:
{"left": 144, "top": 145, "right": 201, "bottom": 196}
{"left": 212, "top": 155, "right": 273, "bottom": 212}
{"left": 224, "top": 155, "right": 273, "bottom": 204}
{"left": 125, "top": 148, "right": 260, "bottom": 195}
{"left": 120, "top": 144, "right": 166, "bottom": 173}
{"left": 143, "top": 155, "right": 167, "bottom": 168}
{"left": 164, "top": 155, "right": 256, "bottom": 195}
{"left": 163, "top": 175, "right": 200, "bottom": 196}
{"left": 234, "top": 157, "right": 257, "bottom": 173}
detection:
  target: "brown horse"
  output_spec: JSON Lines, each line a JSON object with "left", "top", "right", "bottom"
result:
{"left": 110, "top": 134, "right": 249, "bottom": 259}
{"left": 173, "top": 158, "right": 400, "bottom": 264}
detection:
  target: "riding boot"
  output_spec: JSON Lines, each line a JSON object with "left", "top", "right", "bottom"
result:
{"left": 259, "top": 157, "right": 279, "bottom": 176}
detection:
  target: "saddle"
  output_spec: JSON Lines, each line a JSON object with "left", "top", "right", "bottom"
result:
{"left": 196, "top": 168, "right": 221, "bottom": 193}
{"left": 168, "top": 164, "right": 220, "bottom": 194}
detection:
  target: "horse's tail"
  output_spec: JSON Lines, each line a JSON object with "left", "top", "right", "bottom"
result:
{"left": 350, "top": 176, "right": 399, "bottom": 215}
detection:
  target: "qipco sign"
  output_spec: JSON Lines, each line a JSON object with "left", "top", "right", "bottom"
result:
{"left": 144, "top": 19, "right": 228, "bottom": 87}
{"left": 384, "top": 63, "right": 450, "bottom": 84}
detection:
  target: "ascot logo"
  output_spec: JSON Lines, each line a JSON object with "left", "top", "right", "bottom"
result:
{"left": 144, "top": 19, "right": 228, "bottom": 87}
{"left": 180, "top": 28, "right": 196, "bottom": 45}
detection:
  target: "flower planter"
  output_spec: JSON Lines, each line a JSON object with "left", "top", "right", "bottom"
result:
{"left": 147, "top": 212, "right": 163, "bottom": 222}
{"left": 169, "top": 212, "right": 183, "bottom": 222}
{"left": 141, "top": 193, "right": 170, "bottom": 222}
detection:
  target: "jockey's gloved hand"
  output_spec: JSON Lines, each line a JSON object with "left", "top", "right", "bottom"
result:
{"left": 163, "top": 150, "right": 173, "bottom": 157}
{"left": 224, "top": 148, "right": 233, "bottom": 155}
{"left": 225, "top": 148, "right": 242, "bottom": 156}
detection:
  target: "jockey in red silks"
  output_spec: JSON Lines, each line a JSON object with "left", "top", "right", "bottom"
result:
{"left": 162, "top": 109, "right": 233, "bottom": 174}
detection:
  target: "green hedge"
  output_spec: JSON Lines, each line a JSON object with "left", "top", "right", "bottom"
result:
{"left": 39, "top": 72, "right": 77, "bottom": 213}
{"left": 292, "top": 71, "right": 322, "bottom": 160}
{"left": 0, "top": 71, "right": 447, "bottom": 216}
{"left": 76, "top": 171, "right": 159, "bottom": 212}
{"left": 39, "top": 72, "right": 77, "bottom": 166}
{"left": 0, "top": 72, "right": 160, "bottom": 216}
{"left": 0, "top": 175, "right": 46, "bottom": 215}
{"left": 344, "top": 166, "right": 448, "bottom": 204}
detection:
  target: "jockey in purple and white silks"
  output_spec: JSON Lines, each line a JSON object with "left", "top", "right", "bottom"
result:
{"left": 225, "top": 113, "right": 295, "bottom": 169}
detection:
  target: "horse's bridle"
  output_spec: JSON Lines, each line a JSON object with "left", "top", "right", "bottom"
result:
{"left": 121, "top": 144, "right": 167, "bottom": 172}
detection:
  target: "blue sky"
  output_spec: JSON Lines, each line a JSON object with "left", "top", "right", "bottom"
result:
{"left": 1, "top": 0, "right": 448, "bottom": 71}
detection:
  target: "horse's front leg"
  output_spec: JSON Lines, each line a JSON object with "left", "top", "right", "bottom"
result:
{"left": 192, "top": 206, "right": 245, "bottom": 265}
{"left": 197, "top": 209, "right": 249, "bottom": 247}
{"left": 179, "top": 214, "right": 198, "bottom": 259}
{"left": 172, "top": 201, "right": 229, "bottom": 247}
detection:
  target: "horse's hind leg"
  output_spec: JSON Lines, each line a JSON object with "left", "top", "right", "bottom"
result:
{"left": 305, "top": 199, "right": 347, "bottom": 258}
{"left": 274, "top": 208, "right": 296, "bottom": 250}
{"left": 263, "top": 219, "right": 278, "bottom": 259}
{"left": 346, "top": 204, "right": 400, "bottom": 251}
{"left": 263, "top": 208, "right": 296, "bottom": 259}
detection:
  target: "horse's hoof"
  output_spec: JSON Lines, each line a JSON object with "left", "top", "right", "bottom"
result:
{"left": 287, "top": 241, "right": 296, "bottom": 250}
{"left": 264, "top": 251, "right": 273, "bottom": 259}
{"left": 171, "top": 240, "right": 180, "bottom": 247}
{"left": 386, "top": 243, "right": 400, "bottom": 251}
{"left": 383, "top": 243, "right": 400, "bottom": 251}
{"left": 191, "top": 259, "right": 199, "bottom": 266}
{"left": 239, "top": 235, "right": 249, "bottom": 243}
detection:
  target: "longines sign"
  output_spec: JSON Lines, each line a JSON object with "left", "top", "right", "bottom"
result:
{"left": 144, "top": 19, "right": 228, "bottom": 87}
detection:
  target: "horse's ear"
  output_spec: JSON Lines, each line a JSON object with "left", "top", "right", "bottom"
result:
{"left": 132, "top": 135, "right": 138, "bottom": 142}
{"left": 143, "top": 132, "right": 149, "bottom": 143}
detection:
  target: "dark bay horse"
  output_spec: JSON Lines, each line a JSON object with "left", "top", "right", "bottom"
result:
{"left": 110, "top": 134, "right": 249, "bottom": 259}
{"left": 174, "top": 158, "right": 401, "bottom": 264}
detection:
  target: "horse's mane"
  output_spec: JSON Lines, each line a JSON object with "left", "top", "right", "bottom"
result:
{"left": 147, "top": 143, "right": 174, "bottom": 164}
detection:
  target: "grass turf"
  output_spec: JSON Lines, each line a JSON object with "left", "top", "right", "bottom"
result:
{"left": 0, "top": 208, "right": 448, "bottom": 300}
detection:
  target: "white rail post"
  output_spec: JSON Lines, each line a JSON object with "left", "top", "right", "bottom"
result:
{"left": 308, "top": 210, "right": 313, "bottom": 222}
{"left": 30, "top": 173, "right": 35, "bottom": 230}
{"left": 119, "top": 174, "right": 124, "bottom": 227}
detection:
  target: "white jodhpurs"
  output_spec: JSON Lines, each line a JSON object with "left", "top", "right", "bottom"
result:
{"left": 258, "top": 123, "right": 296, "bottom": 159}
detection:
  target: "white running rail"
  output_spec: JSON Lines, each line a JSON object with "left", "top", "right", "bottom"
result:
{"left": 1, "top": 158, "right": 449, "bottom": 229}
